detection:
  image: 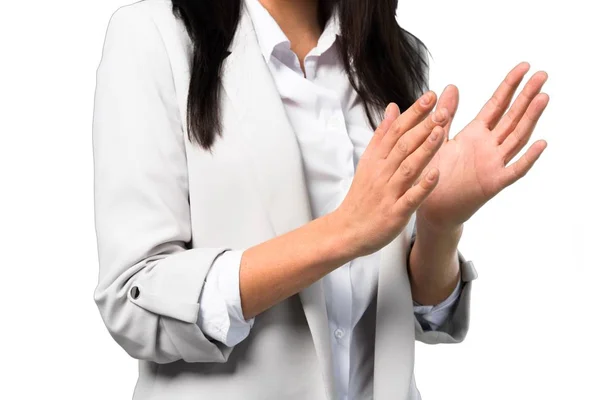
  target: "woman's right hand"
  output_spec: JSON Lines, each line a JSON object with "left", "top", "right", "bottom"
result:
{"left": 333, "top": 92, "right": 450, "bottom": 258}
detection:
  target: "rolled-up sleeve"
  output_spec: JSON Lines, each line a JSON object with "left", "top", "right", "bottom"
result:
{"left": 408, "top": 226, "right": 479, "bottom": 344}
{"left": 413, "top": 272, "right": 463, "bottom": 332}
{"left": 197, "top": 250, "right": 255, "bottom": 347}
{"left": 92, "top": 5, "right": 239, "bottom": 364}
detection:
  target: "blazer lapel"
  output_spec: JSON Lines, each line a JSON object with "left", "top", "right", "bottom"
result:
{"left": 221, "top": 6, "right": 336, "bottom": 399}
{"left": 374, "top": 226, "right": 416, "bottom": 399}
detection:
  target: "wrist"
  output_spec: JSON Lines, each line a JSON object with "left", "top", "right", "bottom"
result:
{"left": 410, "top": 219, "right": 463, "bottom": 305}
{"left": 323, "top": 209, "right": 363, "bottom": 262}
{"left": 416, "top": 212, "right": 464, "bottom": 239}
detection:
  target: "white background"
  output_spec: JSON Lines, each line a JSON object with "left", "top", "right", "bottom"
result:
{"left": 0, "top": 0, "right": 598, "bottom": 399}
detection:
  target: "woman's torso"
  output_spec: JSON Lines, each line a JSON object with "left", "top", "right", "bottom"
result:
{"left": 108, "top": 1, "right": 420, "bottom": 399}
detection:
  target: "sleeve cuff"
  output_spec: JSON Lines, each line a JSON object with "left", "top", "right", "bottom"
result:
{"left": 413, "top": 247, "right": 478, "bottom": 344}
{"left": 197, "top": 250, "right": 255, "bottom": 347}
{"left": 407, "top": 224, "right": 479, "bottom": 343}
{"left": 413, "top": 271, "right": 464, "bottom": 331}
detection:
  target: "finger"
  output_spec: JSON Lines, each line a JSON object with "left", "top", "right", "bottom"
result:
{"left": 388, "top": 125, "right": 445, "bottom": 196}
{"left": 436, "top": 84, "right": 459, "bottom": 141}
{"left": 377, "top": 91, "right": 437, "bottom": 158}
{"left": 499, "top": 93, "right": 549, "bottom": 163}
{"left": 379, "top": 103, "right": 401, "bottom": 135}
{"left": 498, "top": 140, "right": 547, "bottom": 189}
{"left": 474, "top": 62, "right": 530, "bottom": 129}
{"left": 493, "top": 71, "right": 548, "bottom": 144}
{"left": 384, "top": 108, "right": 448, "bottom": 173}
{"left": 392, "top": 167, "right": 439, "bottom": 216}
{"left": 367, "top": 102, "right": 401, "bottom": 152}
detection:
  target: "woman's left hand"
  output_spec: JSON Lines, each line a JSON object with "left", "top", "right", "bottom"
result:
{"left": 416, "top": 62, "right": 550, "bottom": 232}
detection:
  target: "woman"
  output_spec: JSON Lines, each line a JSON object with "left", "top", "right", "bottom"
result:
{"left": 92, "top": 0, "right": 549, "bottom": 399}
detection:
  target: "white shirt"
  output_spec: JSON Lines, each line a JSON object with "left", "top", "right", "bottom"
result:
{"left": 197, "top": 1, "right": 464, "bottom": 398}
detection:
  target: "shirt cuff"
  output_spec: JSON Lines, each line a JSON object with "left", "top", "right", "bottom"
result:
{"left": 413, "top": 271, "right": 464, "bottom": 332}
{"left": 197, "top": 249, "right": 255, "bottom": 347}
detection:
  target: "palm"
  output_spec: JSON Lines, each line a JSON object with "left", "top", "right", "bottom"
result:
{"left": 417, "top": 62, "right": 550, "bottom": 231}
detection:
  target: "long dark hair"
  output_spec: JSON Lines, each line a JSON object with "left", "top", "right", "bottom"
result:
{"left": 171, "top": 0, "right": 429, "bottom": 151}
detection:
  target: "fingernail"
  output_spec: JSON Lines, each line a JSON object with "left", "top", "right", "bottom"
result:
{"left": 384, "top": 103, "right": 396, "bottom": 120}
{"left": 385, "top": 104, "right": 393, "bottom": 119}
{"left": 420, "top": 92, "right": 432, "bottom": 106}
{"left": 429, "top": 129, "right": 439, "bottom": 142}
{"left": 432, "top": 108, "right": 448, "bottom": 123}
{"left": 427, "top": 169, "right": 437, "bottom": 181}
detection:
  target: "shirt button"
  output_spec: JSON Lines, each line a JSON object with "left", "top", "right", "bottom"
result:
{"left": 334, "top": 328, "right": 345, "bottom": 339}
{"left": 130, "top": 286, "right": 140, "bottom": 299}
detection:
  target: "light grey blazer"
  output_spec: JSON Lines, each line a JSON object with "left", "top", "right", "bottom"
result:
{"left": 92, "top": 0, "right": 478, "bottom": 399}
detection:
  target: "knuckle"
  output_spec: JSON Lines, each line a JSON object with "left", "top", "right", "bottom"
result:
{"left": 490, "top": 94, "right": 502, "bottom": 109}
{"left": 404, "top": 193, "right": 418, "bottom": 208}
{"left": 391, "top": 122, "right": 403, "bottom": 137}
{"left": 512, "top": 127, "right": 523, "bottom": 143}
{"left": 393, "top": 119, "right": 410, "bottom": 137}
{"left": 411, "top": 103, "right": 425, "bottom": 117}
{"left": 505, "top": 109, "right": 516, "bottom": 123}
{"left": 395, "top": 138, "right": 409, "bottom": 156}
{"left": 399, "top": 162, "right": 413, "bottom": 178}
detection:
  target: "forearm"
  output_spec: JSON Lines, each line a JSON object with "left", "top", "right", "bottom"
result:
{"left": 238, "top": 93, "right": 452, "bottom": 321}
{"left": 408, "top": 219, "right": 463, "bottom": 306}
{"left": 239, "top": 211, "right": 355, "bottom": 320}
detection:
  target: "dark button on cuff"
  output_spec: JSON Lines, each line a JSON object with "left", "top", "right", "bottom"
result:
{"left": 130, "top": 286, "right": 140, "bottom": 299}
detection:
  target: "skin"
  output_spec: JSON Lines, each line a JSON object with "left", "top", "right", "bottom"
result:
{"left": 409, "top": 64, "right": 549, "bottom": 304}
{"left": 238, "top": 0, "right": 549, "bottom": 319}
{"left": 258, "top": 0, "right": 320, "bottom": 74}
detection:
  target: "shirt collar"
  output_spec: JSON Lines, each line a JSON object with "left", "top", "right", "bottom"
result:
{"left": 243, "top": 0, "right": 341, "bottom": 63}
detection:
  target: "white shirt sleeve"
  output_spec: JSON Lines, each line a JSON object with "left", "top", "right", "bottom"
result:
{"left": 199, "top": 247, "right": 464, "bottom": 339}
{"left": 413, "top": 274, "right": 464, "bottom": 331}
{"left": 197, "top": 250, "right": 255, "bottom": 347}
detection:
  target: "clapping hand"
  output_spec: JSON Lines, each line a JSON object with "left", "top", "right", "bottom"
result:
{"left": 415, "top": 62, "right": 549, "bottom": 232}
